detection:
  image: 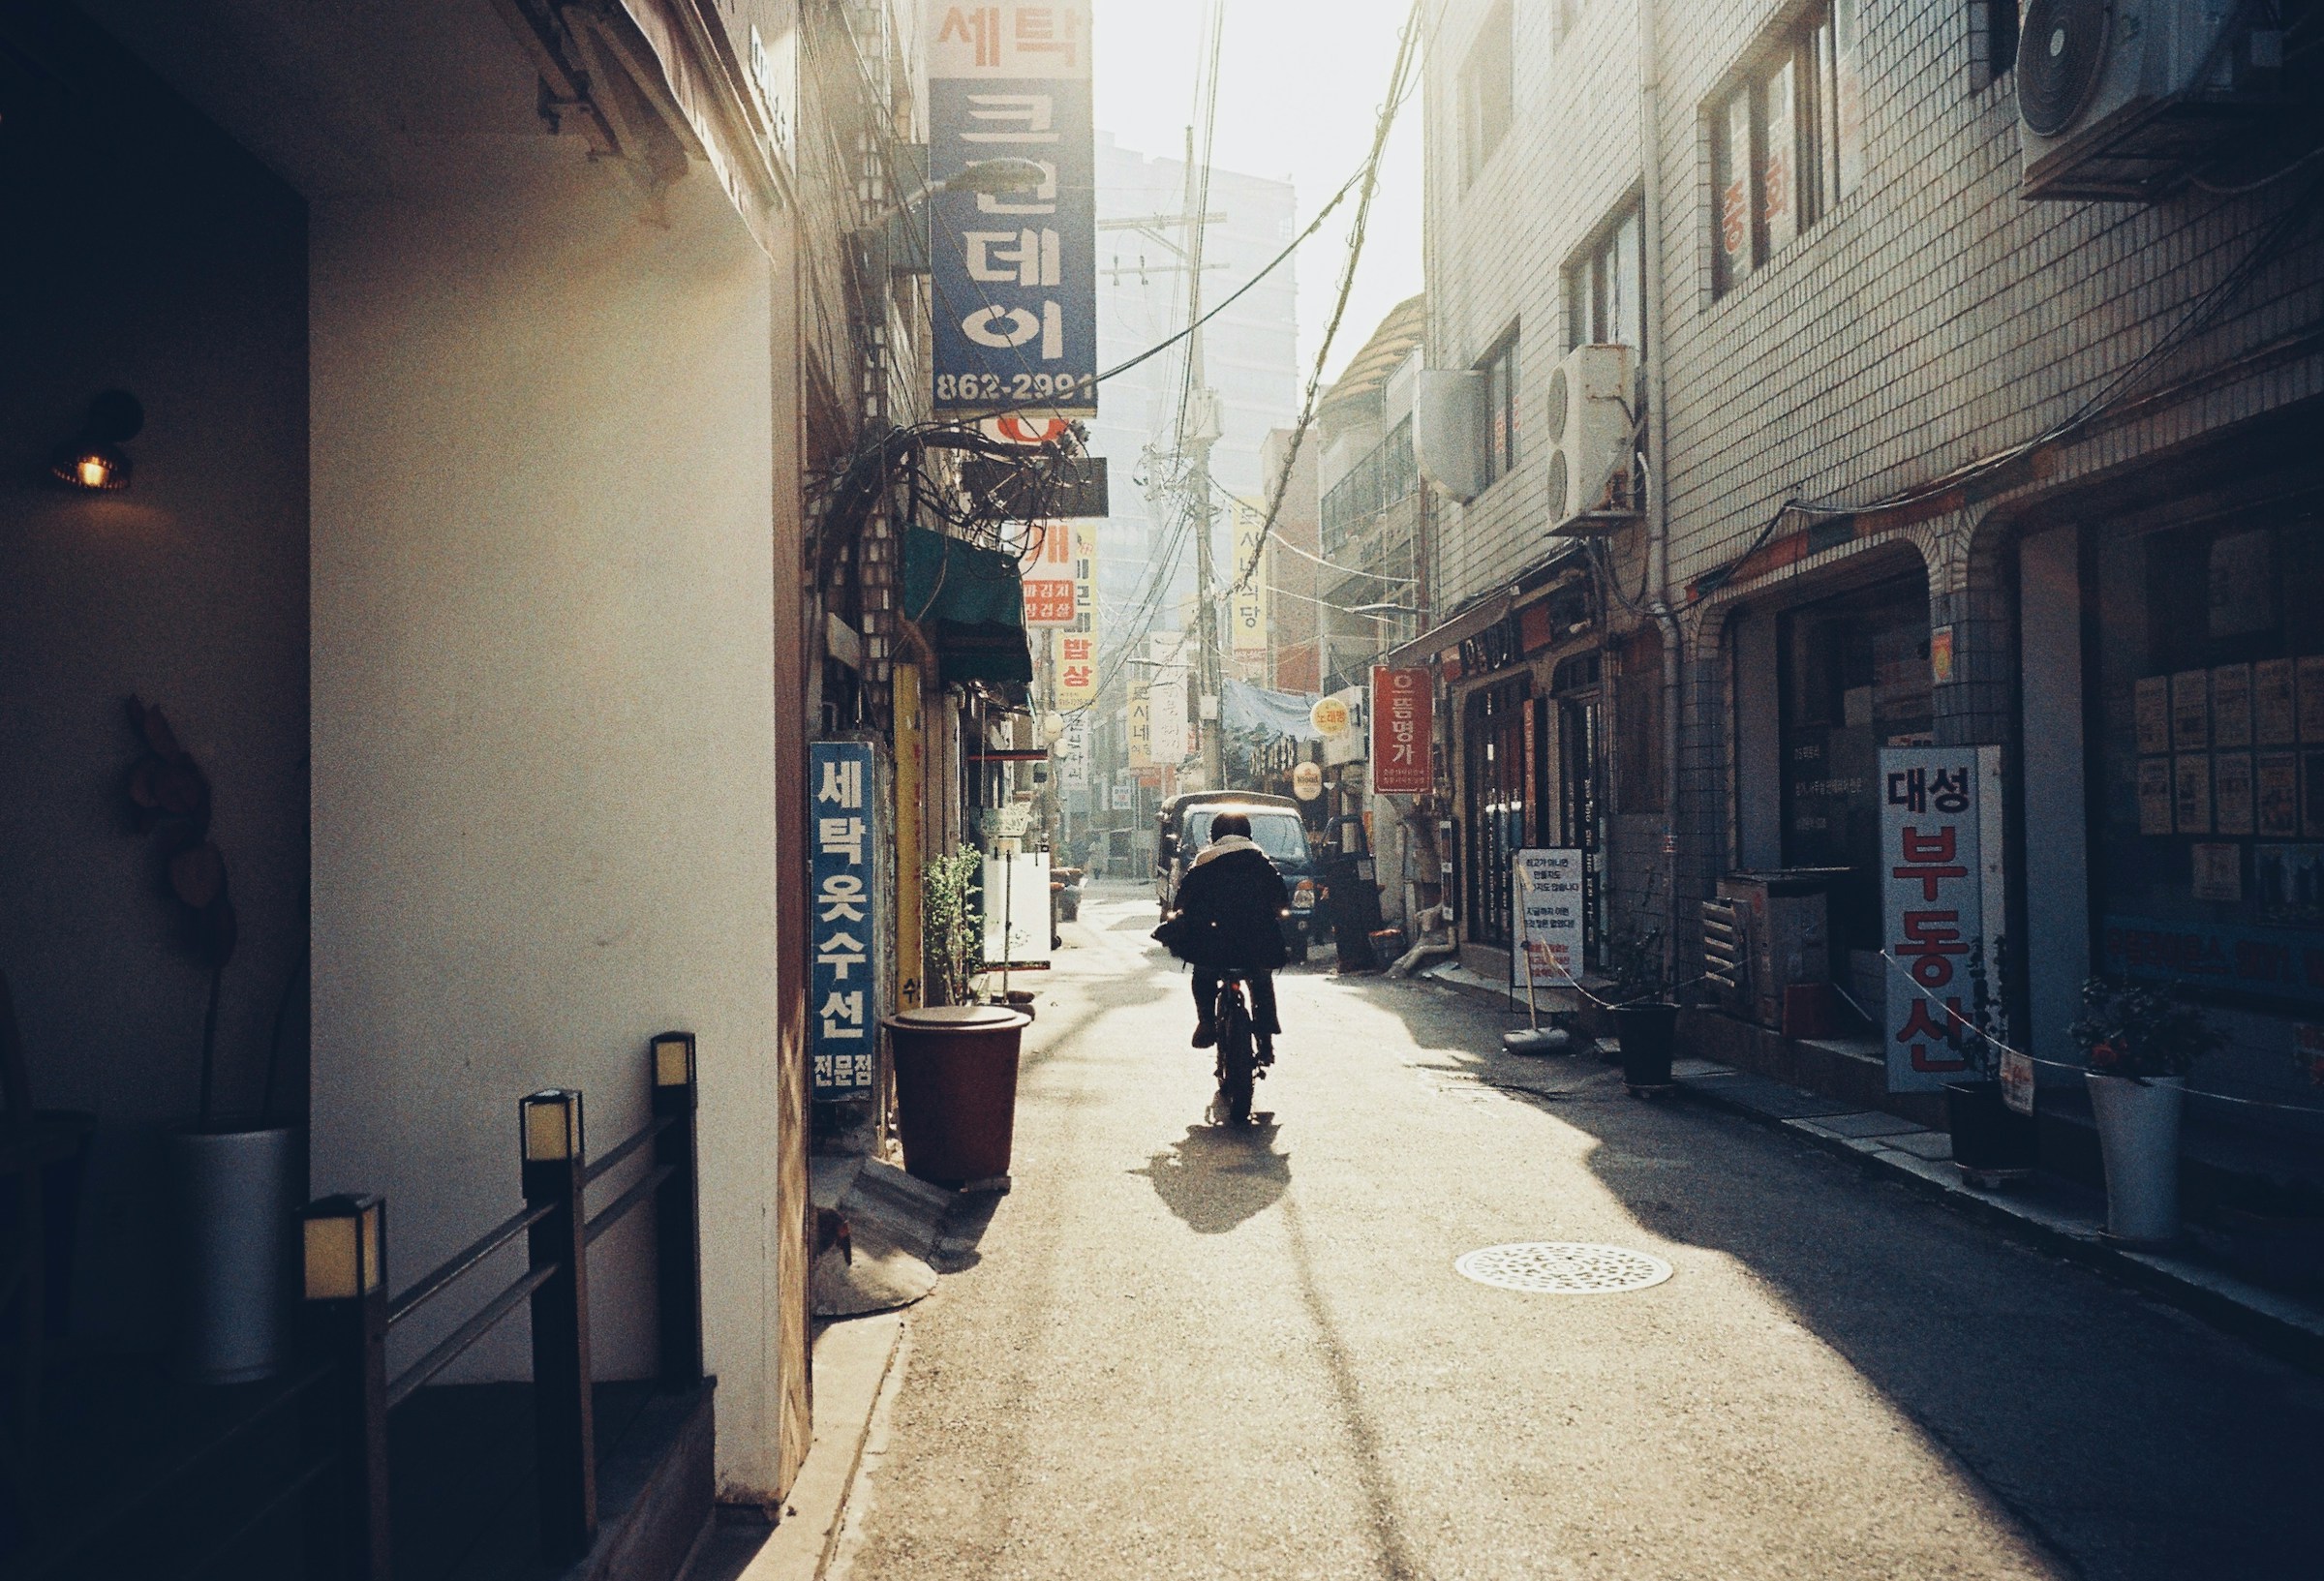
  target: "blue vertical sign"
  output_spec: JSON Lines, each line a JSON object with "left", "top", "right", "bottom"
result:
{"left": 928, "top": 2, "right": 1097, "bottom": 417}
{"left": 811, "top": 741, "right": 877, "bottom": 1095}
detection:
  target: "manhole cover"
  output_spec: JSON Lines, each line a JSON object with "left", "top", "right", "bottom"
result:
{"left": 1453, "top": 1242, "right": 1673, "bottom": 1294}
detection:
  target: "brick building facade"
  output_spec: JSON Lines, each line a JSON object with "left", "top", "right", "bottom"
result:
{"left": 1409, "top": 0, "right": 2324, "bottom": 1110}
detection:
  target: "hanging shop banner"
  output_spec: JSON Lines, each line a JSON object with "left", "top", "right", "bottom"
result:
{"left": 1054, "top": 628, "right": 1098, "bottom": 704}
{"left": 810, "top": 741, "right": 877, "bottom": 1095}
{"left": 1879, "top": 745, "right": 2004, "bottom": 1094}
{"left": 1369, "top": 666, "right": 1433, "bottom": 795}
{"left": 1127, "top": 684, "right": 1150, "bottom": 767}
{"left": 1022, "top": 520, "right": 1078, "bottom": 626}
{"left": 1149, "top": 672, "right": 1189, "bottom": 765}
{"left": 1513, "top": 849, "right": 1586, "bottom": 989}
{"left": 1058, "top": 716, "right": 1090, "bottom": 786}
{"left": 1070, "top": 522, "right": 1098, "bottom": 632}
{"left": 929, "top": 2, "right": 1097, "bottom": 418}
{"left": 1230, "top": 497, "right": 1269, "bottom": 660}
{"left": 981, "top": 849, "right": 1053, "bottom": 965}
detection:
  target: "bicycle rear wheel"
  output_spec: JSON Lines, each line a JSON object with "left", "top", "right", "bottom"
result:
{"left": 1215, "top": 988, "right": 1255, "bottom": 1125}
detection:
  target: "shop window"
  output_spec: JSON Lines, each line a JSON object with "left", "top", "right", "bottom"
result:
{"left": 1479, "top": 329, "right": 1520, "bottom": 486}
{"left": 1459, "top": 1, "right": 1514, "bottom": 188}
{"left": 1566, "top": 199, "right": 1645, "bottom": 354}
{"left": 1463, "top": 678, "right": 1533, "bottom": 948}
{"left": 2090, "top": 515, "right": 2324, "bottom": 1013}
{"left": 1709, "top": 0, "right": 1861, "bottom": 296}
{"left": 1616, "top": 627, "right": 1666, "bottom": 813}
{"left": 1777, "top": 575, "right": 1932, "bottom": 959}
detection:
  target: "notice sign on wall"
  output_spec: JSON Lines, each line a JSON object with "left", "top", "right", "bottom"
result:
{"left": 1369, "top": 666, "right": 1432, "bottom": 794}
{"left": 1512, "top": 849, "right": 1585, "bottom": 989}
{"left": 811, "top": 741, "right": 877, "bottom": 1095}
{"left": 1879, "top": 745, "right": 2003, "bottom": 1094}
{"left": 929, "top": 2, "right": 1097, "bottom": 417}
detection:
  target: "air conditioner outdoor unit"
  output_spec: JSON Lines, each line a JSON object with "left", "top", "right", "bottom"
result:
{"left": 2018, "top": 0, "right": 2285, "bottom": 201}
{"left": 1544, "top": 343, "right": 1636, "bottom": 537}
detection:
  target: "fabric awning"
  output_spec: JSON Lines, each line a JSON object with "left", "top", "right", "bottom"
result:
{"left": 1220, "top": 679, "right": 1325, "bottom": 740}
{"left": 902, "top": 527, "right": 1033, "bottom": 686}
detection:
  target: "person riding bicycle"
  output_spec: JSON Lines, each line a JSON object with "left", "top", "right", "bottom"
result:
{"left": 1163, "top": 809, "right": 1287, "bottom": 1058}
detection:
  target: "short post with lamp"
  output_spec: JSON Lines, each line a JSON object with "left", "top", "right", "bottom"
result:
{"left": 649, "top": 1032, "right": 704, "bottom": 1390}
{"left": 520, "top": 1088, "right": 596, "bottom": 1562}
{"left": 299, "top": 1193, "right": 391, "bottom": 1581}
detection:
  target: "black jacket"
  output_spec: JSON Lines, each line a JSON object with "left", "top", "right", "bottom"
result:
{"left": 1167, "top": 837, "right": 1288, "bottom": 971}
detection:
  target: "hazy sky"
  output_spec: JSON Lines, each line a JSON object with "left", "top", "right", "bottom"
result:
{"left": 1089, "top": 0, "right": 1424, "bottom": 388}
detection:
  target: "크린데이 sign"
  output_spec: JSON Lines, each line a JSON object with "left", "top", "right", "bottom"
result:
{"left": 929, "top": 3, "right": 1096, "bottom": 417}
{"left": 810, "top": 741, "right": 878, "bottom": 1095}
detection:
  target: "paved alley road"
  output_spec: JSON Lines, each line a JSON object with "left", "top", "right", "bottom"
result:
{"left": 838, "top": 883, "right": 2324, "bottom": 1581}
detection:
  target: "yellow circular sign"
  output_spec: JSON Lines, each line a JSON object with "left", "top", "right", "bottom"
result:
{"left": 1310, "top": 697, "right": 1352, "bottom": 736}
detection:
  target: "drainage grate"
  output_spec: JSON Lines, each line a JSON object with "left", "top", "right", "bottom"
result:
{"left": 1453, "top": 1242, "right": 1673, "bottom": 1294}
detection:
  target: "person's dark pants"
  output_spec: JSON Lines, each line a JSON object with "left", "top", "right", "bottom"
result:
{"left": 1193, "top": 969, "right": 1280, "bottom": 1037}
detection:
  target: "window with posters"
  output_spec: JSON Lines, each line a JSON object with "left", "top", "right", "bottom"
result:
{"left": 1779, "top": 574, "right": 1931, "bottom": 966}
{"left": 2091, "top": 513, "right": 2324, "bottom": 1012}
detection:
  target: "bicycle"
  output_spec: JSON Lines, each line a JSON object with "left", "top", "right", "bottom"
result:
{"left": 1210, "top": 969, "right": 1265, "bottom": 1125}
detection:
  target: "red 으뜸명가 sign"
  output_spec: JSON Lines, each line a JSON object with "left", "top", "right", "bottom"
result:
{"left": 1370, "top": 667, "right": 1432, "bottom": 795}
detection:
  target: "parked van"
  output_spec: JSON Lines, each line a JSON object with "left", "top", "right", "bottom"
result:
{"left": 1154, "top": 791, "right": 1320, "bottom": 957}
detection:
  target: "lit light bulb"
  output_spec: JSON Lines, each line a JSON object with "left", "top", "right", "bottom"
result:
{"left": 77, "top": 456, "right": 108, "bottom": 489}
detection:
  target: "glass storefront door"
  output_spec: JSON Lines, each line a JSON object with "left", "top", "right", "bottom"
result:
{"left": 1464, "top": 678, "right": 1531, "bottom": 947}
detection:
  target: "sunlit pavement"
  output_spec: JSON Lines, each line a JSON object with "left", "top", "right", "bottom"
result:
{"left": 837, "top": 881, "right": 2324, "bottom": 1581}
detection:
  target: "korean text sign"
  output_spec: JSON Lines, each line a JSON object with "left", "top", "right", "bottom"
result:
{"left": 1879, "top": 745, "right": 2003, "bottom": 1094}
{"left": 1369, "top": 667, "right": 1432, "bottom": 794}
{"left": 1513, "top": 849, "right": 1585, "bottom": 988}
{"left": 1022, "top": 521, "right": 1078, "bottom": 626}
{"left": 929, "top": 3, "right": 1097, "bottom": 417}
{"left": 811, "top": 741, "right": 877, "bottom": 1095}
{"left": 1230, "top": 498, "right": 1269, "bottom": 660}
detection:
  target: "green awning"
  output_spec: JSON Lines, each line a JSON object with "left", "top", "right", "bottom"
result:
{"left": 902, "top": 526, "right": 1033, "bottom": 685}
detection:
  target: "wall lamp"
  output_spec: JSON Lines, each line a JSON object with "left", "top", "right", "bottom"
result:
{"left": 50, "top": 390, "right": 143, "bottom": 492}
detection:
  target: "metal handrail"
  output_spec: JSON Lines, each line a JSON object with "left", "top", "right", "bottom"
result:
{"left": 385, "top": 1200, "right": 556, "bottom": 1327}
{"left": 384, "top": 1263, "right": 559, "bottom": 1410}
{"left": 580, "top": 1113, "right": 671, "bottom": 1187}
{"left": 583, "top": 1164, "right": 674, "bottom": 1247}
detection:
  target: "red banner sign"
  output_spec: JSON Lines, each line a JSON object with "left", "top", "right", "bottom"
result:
{"left": 1369, "top": 667, "right": 1432, "bottom": 795}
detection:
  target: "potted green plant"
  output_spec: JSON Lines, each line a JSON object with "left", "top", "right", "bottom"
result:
{"left": 1605, "top": 927, "right": 1678, "bottom": 1091}
{"left": 124, "top": 698, "right": 298, "bottom": 1383}
{"left": 1942, "top": 937, "right": 2038, "bottom": 1185}
{"left": 2069, "top": 976, "right": 2224, "bottom": 1246}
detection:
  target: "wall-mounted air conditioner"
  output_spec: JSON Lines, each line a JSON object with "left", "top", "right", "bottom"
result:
{"left": 2018, "top": 0, "right": 2285, "bottom": 201}
{"left": 1544, "top": 343, "right": 1636, "bottom": 537}
{"left": 1413, "top": 369, "right": 1487, "bottom": 503}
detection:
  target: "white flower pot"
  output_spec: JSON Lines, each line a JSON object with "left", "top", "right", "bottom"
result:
{"left": 2086, "top": 1073, "right": 2185, "bottom": 1247}
{"left": 168, "top": 1125, "right": 297, "bottom": 1383}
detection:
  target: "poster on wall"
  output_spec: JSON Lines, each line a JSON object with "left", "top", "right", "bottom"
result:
{"left": 2135, "top": 676, "right": 2172, "bottom": 755}
{"left": 2137, "top": 757, "right": 2176, "bottom": 836}
{"left": 2213, "top": 663, "right": 2253, "bottom": 749}
{"left": 2215, "top": 750, "right": 2255, "bottom": 836}
{"left": 2191, "top": 842, "right": 2243, "bottom": 903}
{"left": 929, "top": 0, "right": 1096, "bottom": 417}
{"left": 2259, "top": 751, "right": 2301, "bottom": 837}
{"left": 1879, "top": 745, "right": 2003, "bottom": 1094}
{"left": 2171, "top": 669, "right": 2211, "bottom": 750}
{"left": 810, "top": 741, "right": 878, "bottom": 1095}
{"left": 1512, "top": 850, "right": 1586, "bottom": 990}
{"left": 1369, "top": 667, "right": 1433, "bottom": 795}
{"left": 2174, "top": 754, "right": 2213, "bottom": 834}
{"left": 2256, "top": 657, "right": 2297, "bottom": 745}
{"left": 2302, "top": 656, "right": 2324, "bottom": 741}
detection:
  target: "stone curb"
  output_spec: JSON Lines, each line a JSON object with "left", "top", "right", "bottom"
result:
{"left": 1673, "top": 1067, "right": 2324, "bottom": 1380}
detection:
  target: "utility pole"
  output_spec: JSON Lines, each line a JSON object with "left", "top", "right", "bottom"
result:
{"left": 1177, "top": 127, "right": 1225, "bottom": 792}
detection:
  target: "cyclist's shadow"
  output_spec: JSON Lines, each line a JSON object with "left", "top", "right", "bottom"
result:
{"left": 1132, "top": 1121, "right": 1290, "bottom": 1234}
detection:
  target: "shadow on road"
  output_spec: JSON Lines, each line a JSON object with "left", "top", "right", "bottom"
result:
{"left": 1130, "top": 1120, "right": 1290, "bottom": 1234}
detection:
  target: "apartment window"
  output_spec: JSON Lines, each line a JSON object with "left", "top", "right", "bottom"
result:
{"left": 1980, "top": 1, "right": 2021, "bottom": 77}
{"left": 1710, "top": 0, "right": 1861, "bottom": 295}
{"left": 1459, "top": 1, "right": 1514, "bottom": 187}
{"left": 1480, "top": 330, "right": 1519, "bottom": 486}
{"left": 1567, "top": 199, "right": 1645, "bottom": 353}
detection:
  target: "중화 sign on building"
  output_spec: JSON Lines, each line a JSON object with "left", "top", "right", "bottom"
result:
{"left": 929, "top": 2, "right": 1097, "bottom": 417}
{"left": 811, "top": 741, "right": 878, "bottom": 1095}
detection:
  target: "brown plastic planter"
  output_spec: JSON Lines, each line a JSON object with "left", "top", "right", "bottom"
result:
{"left": 882, "top": 1005, "right": 1029, "bottom": 1187}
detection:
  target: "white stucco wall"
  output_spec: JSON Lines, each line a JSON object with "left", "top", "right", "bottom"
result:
{"left": 307, "top": 160, "right": 789, "bottom": 1490}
